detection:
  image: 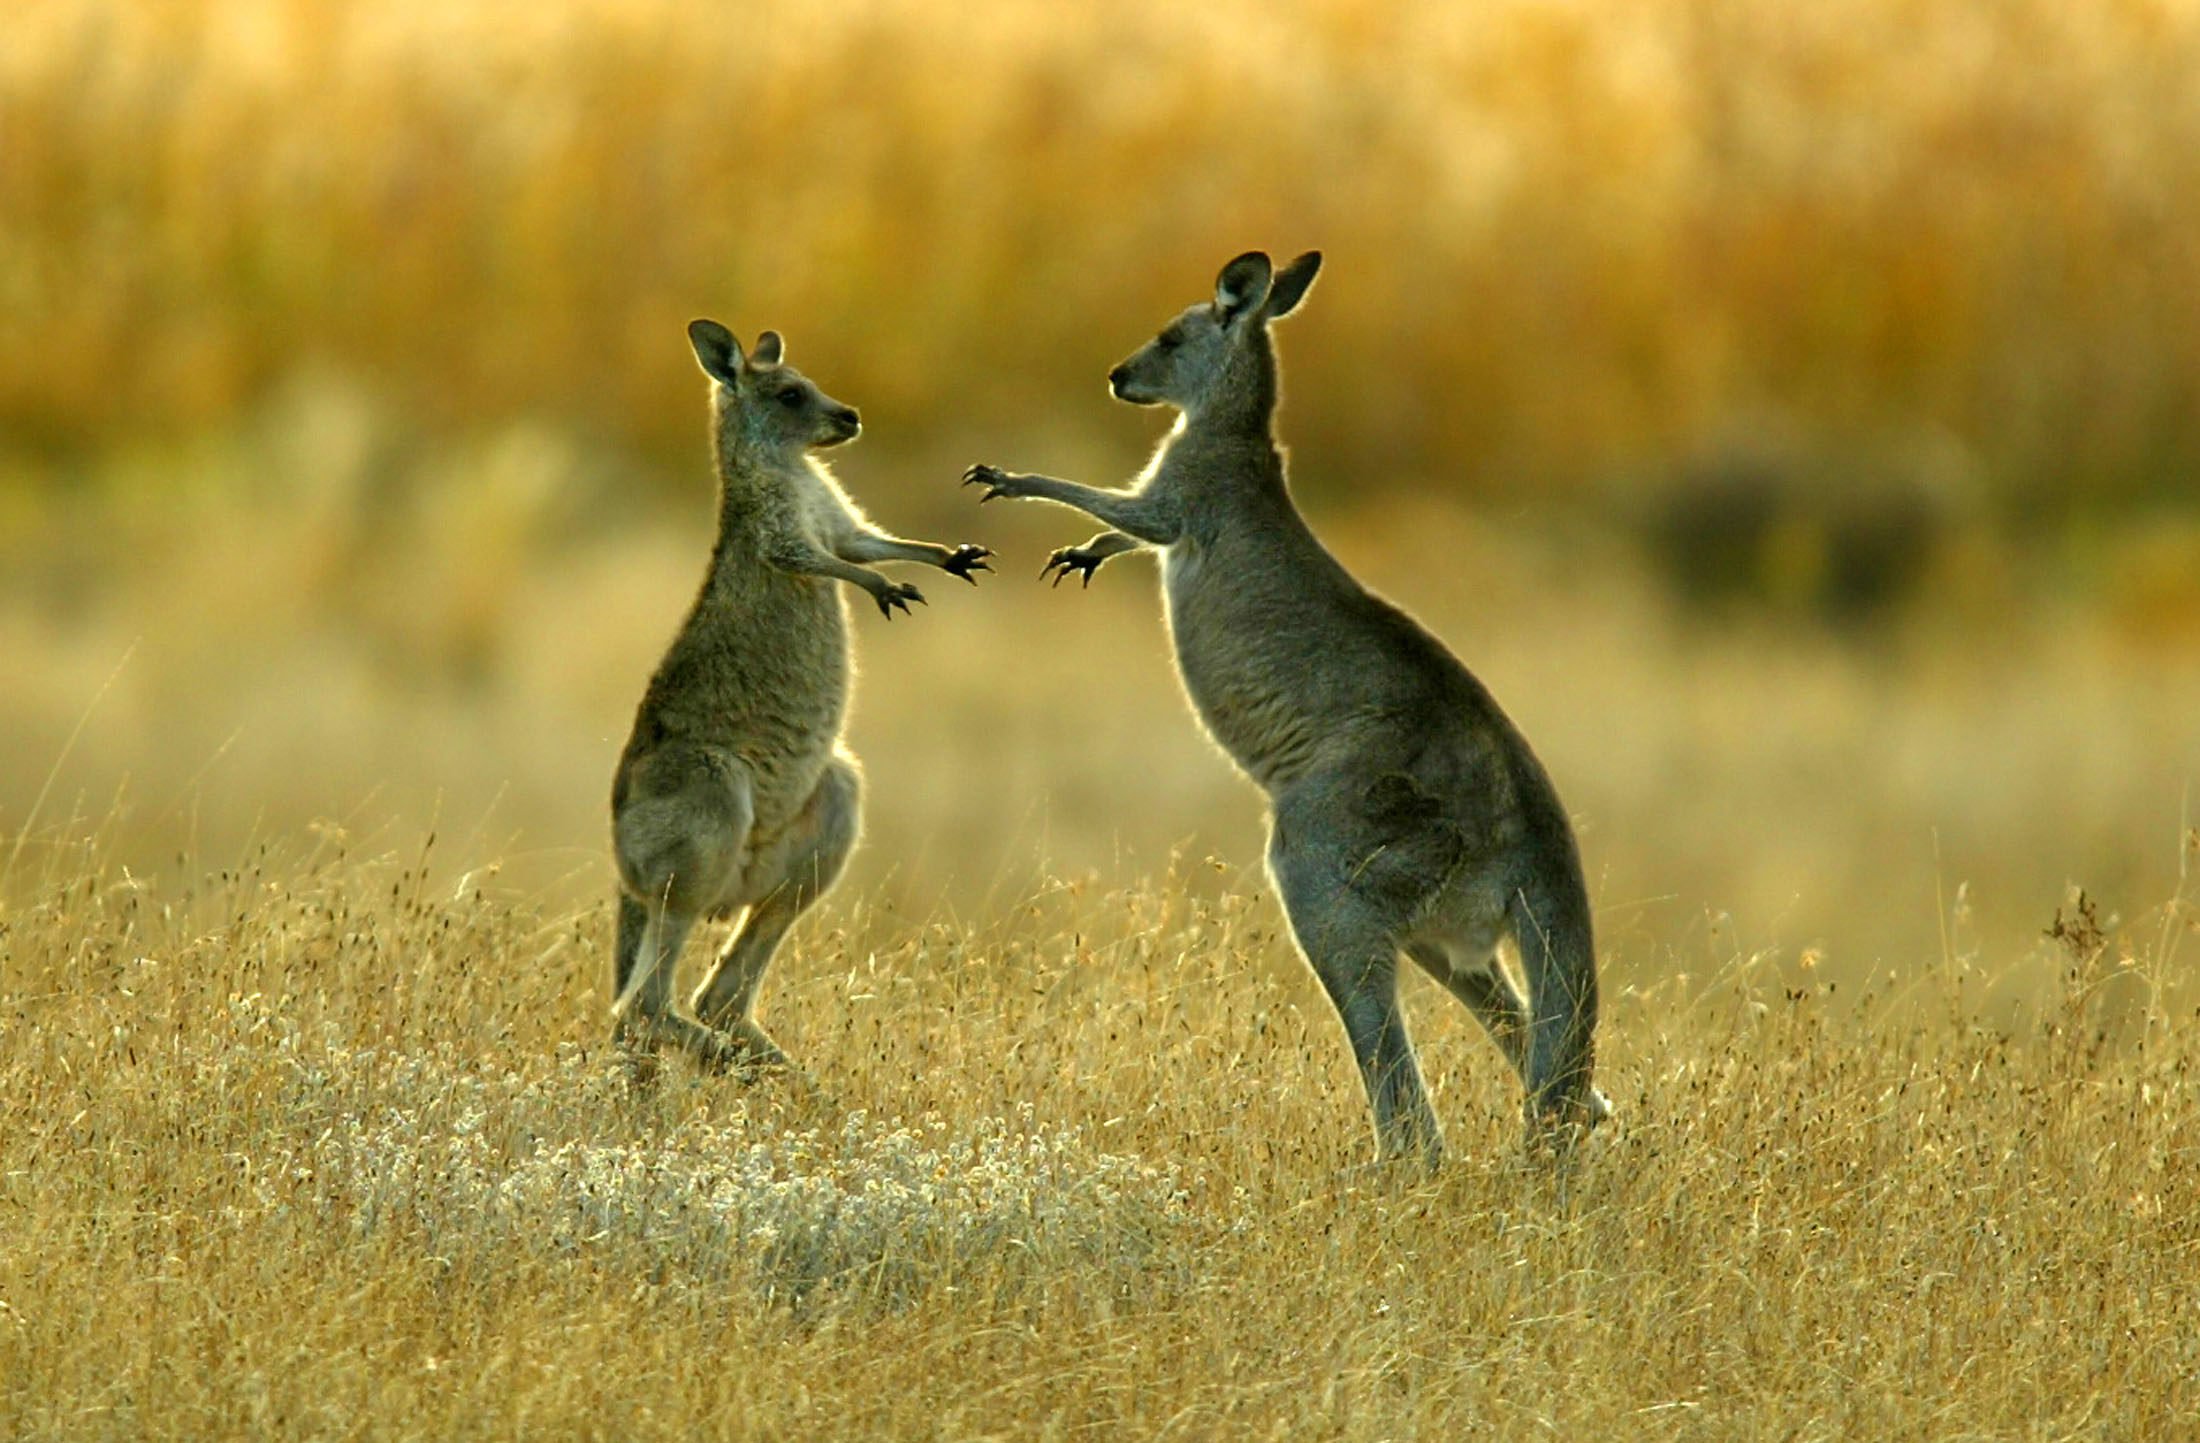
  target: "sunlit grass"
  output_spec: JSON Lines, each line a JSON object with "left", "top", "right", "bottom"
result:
{"left": 1, "top": 828, "right": 2195, "bottom": 1437}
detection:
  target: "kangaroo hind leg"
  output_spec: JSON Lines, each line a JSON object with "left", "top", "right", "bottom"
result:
{"left": 610, "top": 894, "right": 703, "bottom": 1088}
{"left": 690, "top": 755, "right": 860, "bottom": 1079}
{"left": 610, "top": 750, "right": 753, "bottom": 1074}
{"left": 1270, "top": 836, "right": 1442, "bottom": 1167}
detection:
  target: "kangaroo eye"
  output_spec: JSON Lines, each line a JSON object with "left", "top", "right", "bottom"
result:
{"left": 777, "top": 387, "right": 803, "bottom": 407}
{"left": 1156, "top": 334, "right": 1180, "bottom": 353}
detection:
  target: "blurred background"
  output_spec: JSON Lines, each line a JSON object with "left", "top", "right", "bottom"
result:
{"left": 3, "top": 0, "right": 2197, "bottom": 986}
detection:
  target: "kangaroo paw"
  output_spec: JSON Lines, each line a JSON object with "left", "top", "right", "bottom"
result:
{"left": 961, "top": 463, "right": 1024, "bottom": 502}
{"left": 941, "top": 544, "right": 994, "bottom": 583}
{"left": 875, "top": 582, "right": 926, "bottom": 618}
{"left": 1040, "top": 545, "right": 1107, "bottom": 588}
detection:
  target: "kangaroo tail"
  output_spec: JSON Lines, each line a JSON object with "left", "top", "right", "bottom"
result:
{"left": 1509, "top": 860, "right": 1601, "bottom": 1133}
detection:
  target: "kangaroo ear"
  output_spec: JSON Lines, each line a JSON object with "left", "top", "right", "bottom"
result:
{"left": 1214, "top": 251, "right": 1273, "bottom": 324}
{"left": 750, "top": 330, "right": 784, "bottom": 368}
{"left": 1263, "top": 251, "right": 1322, "bottom": 320}
{"left": 688, "top": 319, "right": 744, "bottom": 383}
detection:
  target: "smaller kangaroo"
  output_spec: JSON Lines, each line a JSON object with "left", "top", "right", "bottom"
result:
{"left": 610, "top": 320, "right": 991, "bottom": 1082}
{"left": 966, "top": 252, "right": 1607, "bottom": 1163}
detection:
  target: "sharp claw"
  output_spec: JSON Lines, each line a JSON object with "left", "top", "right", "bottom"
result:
{"left": 949, "top": 546, "right": 993, "bottom": 583}
{"left": 1040, "top": 549, "right": 1099, "bottom": 588}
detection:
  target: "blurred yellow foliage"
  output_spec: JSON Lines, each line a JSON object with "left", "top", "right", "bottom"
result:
{"left": 6, "top": 0, "right": 2199, "bottom": 511}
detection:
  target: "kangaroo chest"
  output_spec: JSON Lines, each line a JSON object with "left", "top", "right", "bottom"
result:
{"left": 1158, "top": 542, "right": 1326, "bottom": 791}
{"left": 648, "top": 575, "right": 850, "bottom": 831}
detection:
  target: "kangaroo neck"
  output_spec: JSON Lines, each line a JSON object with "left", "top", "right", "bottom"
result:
{"left": 714, "top": 415, "right": 804, "bottom": 483}
{"left": 1180, "top": 353, "right": 1277, "bottom": 434}
{"left": 704, "top": 438, "right": 802, "bottom": 580}
{"left": 1162, "top": 402, "right": 1291, "bottom": 526}
{"left": 1173, "top": 398, "right": 1280, "bottom": 465}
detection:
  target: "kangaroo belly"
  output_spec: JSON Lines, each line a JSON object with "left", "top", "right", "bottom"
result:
{"left": 730, "top": 599, "right": 850, "bottom": 835}
{"left": 629, "top": 580, "right": 851, "bottom": 839}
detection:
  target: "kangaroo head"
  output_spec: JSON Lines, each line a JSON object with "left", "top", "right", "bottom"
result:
{"left": 688, "top": 319, "right": 862, "bottom": 454}
{"left": 1107, "top": 250, "right": 1322, "bottom": 420}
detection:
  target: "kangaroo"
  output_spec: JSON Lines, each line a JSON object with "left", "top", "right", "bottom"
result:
{"left": 610, "top": 319, "right": 991, "bottom": 1082}
{"left": 964, "top": 252, "right": 1606, "bottom": 1163}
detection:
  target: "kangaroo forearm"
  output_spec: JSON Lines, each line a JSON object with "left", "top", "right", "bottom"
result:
{"left": 835, "top": 531, "right": 951, "bottom": 568}
{"left": 1076, "top": 530, "right": 1147, "bottom": 561}
{"left": 771, "top": 544, "right": 888, "bottom": 597}
{"left": 1005, "top": 474, "right": 1180, "bottom": 544}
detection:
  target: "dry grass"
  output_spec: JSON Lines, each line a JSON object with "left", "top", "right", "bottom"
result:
{"left": 3, "top": 828, "right": 2197, "bottom": 1439}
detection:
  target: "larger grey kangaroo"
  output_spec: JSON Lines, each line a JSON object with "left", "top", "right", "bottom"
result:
{"left": 965, "top": 251, "right": 1606, "bottom": 1162}
{"left": 611, "top": 320, "right": 990, "bottom": 1081}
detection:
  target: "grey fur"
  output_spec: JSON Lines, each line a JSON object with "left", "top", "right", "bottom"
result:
{"left": 609, "top": 319, "right": 991, "bottom": 1082}
{"left": 968, "top": 251, "right": 1607, "bottom": 1162}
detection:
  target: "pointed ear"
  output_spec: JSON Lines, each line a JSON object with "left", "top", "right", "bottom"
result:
{"left": 1214, "top": 251, "right": 1273, "bottom": 324}
{"left": 749, "top": 330, "right": 784, "bottom": 368}
{"left": 688, "top": 319, "right": 743, "bottom": 383}
{"left": 1263, "top": 251, "right": 1322, "bottom": 320}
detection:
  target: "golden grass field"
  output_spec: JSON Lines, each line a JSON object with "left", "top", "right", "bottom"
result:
{"left": 5, "top": 0, "right": 2200, "bottom": 1437}
{"left": 3, "top": 828, "right": 2197, "bottom": 1438}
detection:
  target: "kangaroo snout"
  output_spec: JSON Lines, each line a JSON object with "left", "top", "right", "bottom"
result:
{"left": 1106, "top": 364, "right": 1132, "bottom": 397}
{"left": 824, "top": 405, "right": 862, "bottom": 444}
